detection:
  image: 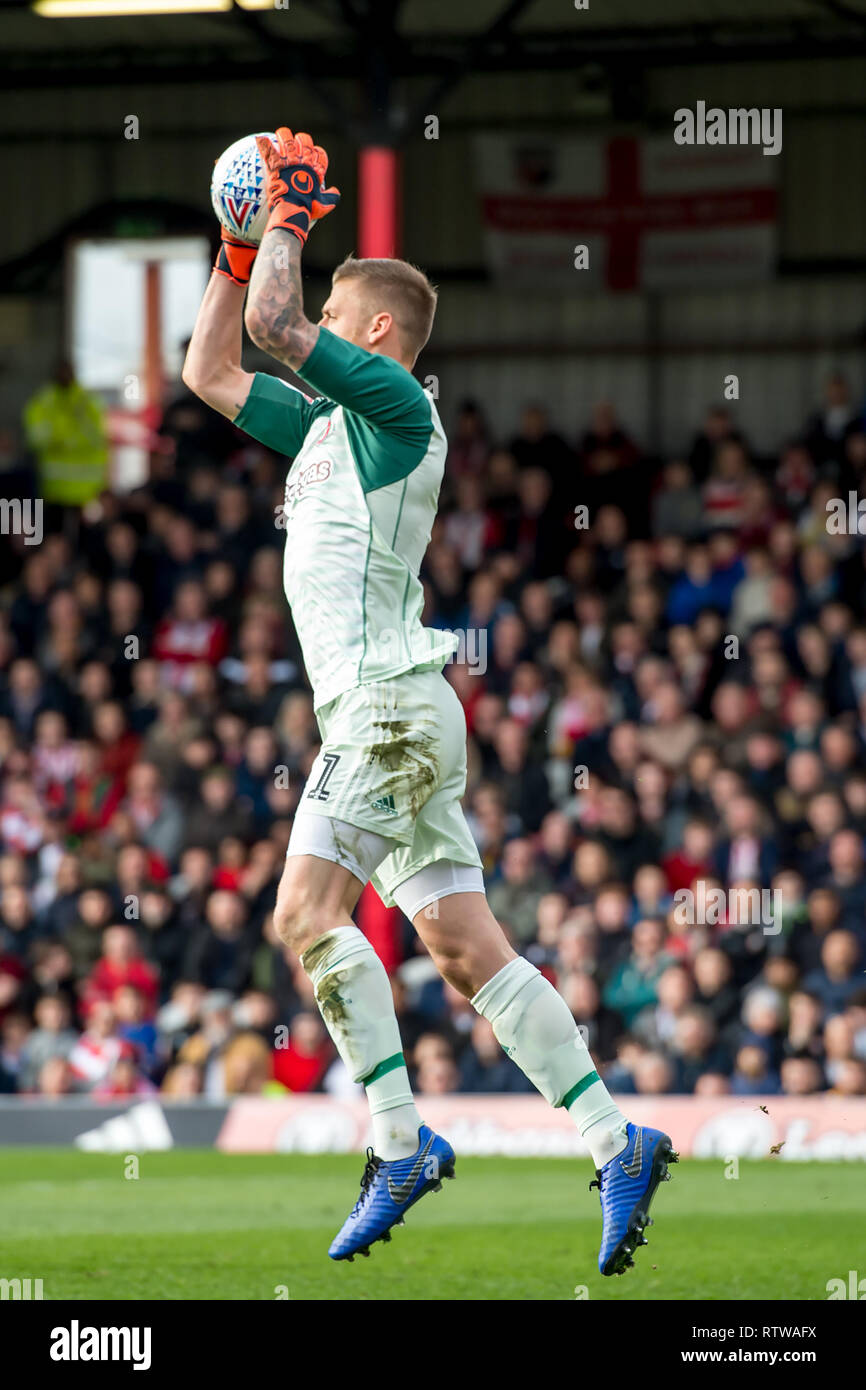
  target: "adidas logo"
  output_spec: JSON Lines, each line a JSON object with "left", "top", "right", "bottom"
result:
{"left": 74, "top": 1100, "right": 173, "bottom": 1153}
{"left": 370, "top": 793, "right": 398, "bottom": 816}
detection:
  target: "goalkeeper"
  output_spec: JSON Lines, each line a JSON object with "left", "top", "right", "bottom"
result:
{"left": 184, "top": 127, "right": 677, "bottom": 1275}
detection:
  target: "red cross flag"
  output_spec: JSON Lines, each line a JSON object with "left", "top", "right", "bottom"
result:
{"left": 475, "top": 134, "right": 779, "bottom": 290}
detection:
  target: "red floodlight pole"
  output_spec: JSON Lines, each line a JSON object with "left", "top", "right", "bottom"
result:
{"left": 356, "top": 0, "right": 403, "bottom": 261}
{"left": 358, "top": 146, "right": 402, "bottom": 259}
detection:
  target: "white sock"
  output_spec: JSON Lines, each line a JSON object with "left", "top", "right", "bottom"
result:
{"left": 301, "top": 925, "right": 421, "bottom": 1159}
{"left": 472, "top": 957, "right": 628, "bottom": 1169}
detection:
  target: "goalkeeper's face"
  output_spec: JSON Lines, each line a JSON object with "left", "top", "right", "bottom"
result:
{"left": 319, "top": 280, "right": 395, "bottom": 357}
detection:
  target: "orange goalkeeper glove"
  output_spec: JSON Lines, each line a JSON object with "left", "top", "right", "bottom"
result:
{"left": 213, "top": 227, "right": 258, "bottom": 287}
{"left": 255, "top": 127, "right": 340, "bottom": 245}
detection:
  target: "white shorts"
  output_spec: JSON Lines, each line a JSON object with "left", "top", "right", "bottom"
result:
{"left": 287, "top": 667, "right": 483, "bottom": 909}
{"left": 286, "top": 811, "right": 485, "bottom": 919}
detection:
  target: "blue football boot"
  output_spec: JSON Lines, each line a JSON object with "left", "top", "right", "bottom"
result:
{"left": 591, "top": 1122, "right": 678, "bottom": 1276}
{"left": 329, "top": 1124, "right": 456, "bottom": 1261}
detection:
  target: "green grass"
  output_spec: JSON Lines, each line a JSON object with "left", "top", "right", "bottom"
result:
{"left": 0, "top": 1148, "right": 859, "bottom": 1300}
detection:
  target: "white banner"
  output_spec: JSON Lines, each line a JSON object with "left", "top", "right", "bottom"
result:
{"left": 475, "top": 134, "right": 779, "bottom": 290}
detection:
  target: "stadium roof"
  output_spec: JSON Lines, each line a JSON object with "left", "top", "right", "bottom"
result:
{"left": 1, "top": 0, "right": 865, "bottom": 93}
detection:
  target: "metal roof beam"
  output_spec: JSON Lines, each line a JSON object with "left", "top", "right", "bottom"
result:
{"left": 1, "top": 20, "right": 865, "bottom": 92}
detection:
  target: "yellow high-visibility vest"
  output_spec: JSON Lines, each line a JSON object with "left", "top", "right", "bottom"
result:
{"left": 23, "top": 381, "right": 109, "bottom": 506}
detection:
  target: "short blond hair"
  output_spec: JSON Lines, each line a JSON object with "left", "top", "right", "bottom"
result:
{"left": 332, "top": 254, "right": 438, "bottom": 361}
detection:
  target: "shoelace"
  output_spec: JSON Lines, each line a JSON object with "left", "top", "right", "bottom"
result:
{"left": 351, "top": 1147, "right": 383, "bottom": 1216}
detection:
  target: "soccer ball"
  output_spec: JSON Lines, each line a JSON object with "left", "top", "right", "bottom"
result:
{"left": 210, "top": 132, "right": 278, "bottom": 244}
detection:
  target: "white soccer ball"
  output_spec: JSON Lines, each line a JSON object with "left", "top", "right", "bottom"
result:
{"left": 210, "top": 132, "right": 278, "bottom": 244}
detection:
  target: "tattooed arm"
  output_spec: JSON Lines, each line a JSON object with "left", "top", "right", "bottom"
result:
{"left": 182, "top": 273, "right": 255, "bottom": 421}
{"left": 244, "top": 229, "right": 319, "bottom": 371}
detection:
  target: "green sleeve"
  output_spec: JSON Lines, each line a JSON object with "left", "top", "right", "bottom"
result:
{"left": 297, "top": 328, "right": 434, "bottom": 492}
{"left": 234, "top": 372, "right": 332, "bottom": 457}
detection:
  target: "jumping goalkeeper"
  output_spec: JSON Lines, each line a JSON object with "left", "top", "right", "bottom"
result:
{"left": 183, "top": 127, "right": 677, "bottom": 1275}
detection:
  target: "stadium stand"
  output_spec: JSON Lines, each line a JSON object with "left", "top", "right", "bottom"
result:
{"left": 1, "top": 370, "right": 866, "bottom": 1105}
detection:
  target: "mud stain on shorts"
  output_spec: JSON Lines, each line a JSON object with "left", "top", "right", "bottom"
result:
{"left": 366, "top": 716, "right": 439, "bottom": 818}
{"left": 331, "top": 821, "right": 371, "bottom": 875}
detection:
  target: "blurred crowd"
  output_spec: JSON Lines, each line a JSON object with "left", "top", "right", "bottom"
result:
{"left": 1, "top": 366, "right": 866, "bottom": 1105}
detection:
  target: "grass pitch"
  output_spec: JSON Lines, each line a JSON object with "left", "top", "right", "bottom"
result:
{"left": 0, "top": 1148, "right": 859, "bottom": 1301}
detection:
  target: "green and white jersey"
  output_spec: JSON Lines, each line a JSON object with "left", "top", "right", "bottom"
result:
{"left": 235, "top": 328, "right": 457, "bottom": 712}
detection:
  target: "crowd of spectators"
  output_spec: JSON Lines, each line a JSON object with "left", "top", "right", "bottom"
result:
{"left": 1, "top": 366, "right": 866, "bottom": 1106}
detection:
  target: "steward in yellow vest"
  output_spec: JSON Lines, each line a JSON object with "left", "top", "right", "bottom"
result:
{"left": 23, "top": 362, "right": 109, "bottom": 506}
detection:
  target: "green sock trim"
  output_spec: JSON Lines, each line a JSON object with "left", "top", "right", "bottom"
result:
{"left": 559, "top": 1070, "right": 601, "bottom": 1109}
{"left": 360, "top": 1052, "right": 406, "bottom": 1087}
